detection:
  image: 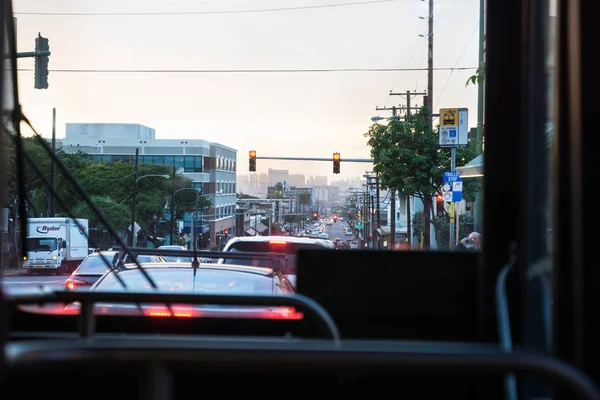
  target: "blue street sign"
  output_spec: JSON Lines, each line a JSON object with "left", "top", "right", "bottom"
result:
{"left": 452, "top": 191, "right": 463, "bottom": 202}
{"left": 443, "top": 172, "right": 461, "bottom": 182}
{"left": 449, "top": 128, "right": 457, "bottom": 137}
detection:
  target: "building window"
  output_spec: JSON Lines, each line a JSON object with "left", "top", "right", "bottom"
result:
{"left": 89, "top": 154, "right": 196, "bottom": 171}
{"left": 191, "top": 182, "right": 203, "bottom": 192}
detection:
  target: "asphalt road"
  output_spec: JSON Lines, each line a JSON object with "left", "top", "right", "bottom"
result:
{"left": 324, "top": 220, "right": 356, "bottom": 243}
{"left": 2, "top": 274, "right": 67, "bottom": 294}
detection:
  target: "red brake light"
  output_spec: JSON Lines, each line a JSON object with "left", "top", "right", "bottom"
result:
{"left": 65, "top": 278, "right": 88, "bottom": 290}
{"left": 143, "top": 306, "right": 193, "bottom": 318}
{"left": 269, "top": 240, "right": 287, "bottom": 245}
{"left": 260, "top": 307, "right": 304, "bottom": 320}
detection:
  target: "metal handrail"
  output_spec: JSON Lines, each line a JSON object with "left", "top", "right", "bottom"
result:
{"left": 7, "top": 291, "right": 341, "bottom": 346}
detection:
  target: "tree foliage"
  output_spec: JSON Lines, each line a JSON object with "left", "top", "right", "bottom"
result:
{"left": 73, "top": 195, "right": 132, "bottom": 233}
{"left": 364, "top": 107, "right": 481, "bottom": 247}
{"left": 412, "top": 210, "right": 474, "bottom": 250}
{"left": 466, "top": 35, "right": 486, "bottom": 87}
{"left": 297, "top": 192, "right": 311, "bottom": 206}
{"left": 2, "top": 134, "right": 211, "bottom": 246}
{"left": 267, "top": 182, "right": 284, "bottom": 199}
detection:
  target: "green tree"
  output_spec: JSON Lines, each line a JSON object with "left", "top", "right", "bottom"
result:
{"left": 267, "top": 182, "right": 284, "bottom": 199}
{"left": 412, "top": 210, "right": 475, "bottom": 250}
{"left": 72, "top": 195, "right": 132, "bottom": 233}
{"left": 2, "top": 131, "right": 212, "bottom": 247}
{"left": 364, "top": 107, "right": 481, "bottom": 248}
{"left": 298, "top": 192, "right": 311, "bottom": 206}
{"left": 466, "top": 36, "right": 486, "bottom": 87}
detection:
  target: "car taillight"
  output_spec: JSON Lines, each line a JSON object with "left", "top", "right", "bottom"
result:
{"left": 65, "top": 278, "right": 88, "bottom": 290}
{"left": 260, "top": 307, "right": 304, "bottom": 320}
{"left": 143, "top": 306, "right": 194, "bottom": 318}
{"left": 269, "top": 240, "right": 287, "bottom": 245}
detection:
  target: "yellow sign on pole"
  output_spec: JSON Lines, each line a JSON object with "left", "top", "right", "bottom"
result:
{"left": 440, "top": 108, "right": 459, "bottom": 126}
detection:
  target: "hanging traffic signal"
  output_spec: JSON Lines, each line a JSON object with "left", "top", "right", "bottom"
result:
{"left": 333, "top": 152, "right": 341, "bottom": 174}
{"left": 249, "top": 150, "right": 256, "bottom": 172}
{"left": 312, "top": 212, "right": 318, "bottom": 220}
{"left": 34, "top": 33, "right": 50, "bottom": 89}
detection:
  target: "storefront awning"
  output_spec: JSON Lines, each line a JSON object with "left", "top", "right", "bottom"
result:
{"left": 456, "top": 123, "right": 553, "bottom": 179}
{"left": 456, "top": 153, "right": 483, "bottom": 178}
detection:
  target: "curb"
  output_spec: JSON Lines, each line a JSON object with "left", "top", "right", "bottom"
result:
{"left": 2, "top": 269, "right": 70, "bottom": 277}
{"left": 2, "top": 269, "right": 30, "bottom": 277}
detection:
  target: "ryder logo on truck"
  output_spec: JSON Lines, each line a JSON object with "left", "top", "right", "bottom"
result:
{"left": 36, "top": 225, "right": 61, "bottom": 234}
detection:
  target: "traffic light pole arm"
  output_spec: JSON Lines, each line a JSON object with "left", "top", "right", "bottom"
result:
{"left": 9, "top": 51, "right": 51, "bottom": 59}
{"left": 255, "top": 156, "right": 373, "bottom": 163}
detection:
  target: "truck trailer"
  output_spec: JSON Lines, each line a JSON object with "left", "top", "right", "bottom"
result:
{"left": 23, "top": 217, "right": 89, "bottom": 274}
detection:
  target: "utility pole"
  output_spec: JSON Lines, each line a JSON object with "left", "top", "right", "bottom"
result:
{"left": 389, "top": 90, "right": 427, "bottom": 248}
{"left": 193, "top": 195, "right": 198, "bottom": 252}
{"left": 129, "top": 148, "right": 139, "bottom": 247}
{"left": 375, "top": 174, "right": 381, "bottom": 249}
{"left": 390, "top": 189, "right": 395, "bottom": 249}
{"left": 427, "top": 0, "right": 434, "bottom": 123}
{"left": 371, "top": 193, "right": 376, "bottom": 248}
{"left": 50, "top": 107, "right": 56, "bottom": 216}
{"left": 169, "top": 164, "right": 176, "bottom": 245}
{"left": 375, "top": 105, "right": 403, "bottom": 119}
{"left": 474, "top": 0, "right": 486, "bottom": 233}
{"left": 450, "top": 148, "right": 457, "bottom": 249}
{"left": 389, "top": 90, "right": 425, "bottom": 117}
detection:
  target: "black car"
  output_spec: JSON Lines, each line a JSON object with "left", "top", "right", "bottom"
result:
{"left": 65, "top": 251, "right": 166, "bottom": 290}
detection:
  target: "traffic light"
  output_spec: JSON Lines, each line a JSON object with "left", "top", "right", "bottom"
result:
{"left": 436, "top": 194, "right": 445, "bottom": 215}
{"left": 249, "top": 150, "right": 256, "bottom": 172}
{"left": 333, "top": 152, "right": 341, "bottom": 174}
{"left": 312, "top": 212, "right": 318, "bottom": 220}
{"left": 34, "top": 33, "right": 49, "bottom": 89}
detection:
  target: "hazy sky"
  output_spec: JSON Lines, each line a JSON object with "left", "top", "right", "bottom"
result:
{"left": 13, "top": 0, "right": 481, "bottom": 180}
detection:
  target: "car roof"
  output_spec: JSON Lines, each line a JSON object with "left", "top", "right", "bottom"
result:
{"left": 90, "top": 251, "right": 161, "bottom": 258}
{"left": 224, "top": 235, "right": 334, "bottom": 248}
{"left": 119, "top": 262, "right": 274, "bottom": 276}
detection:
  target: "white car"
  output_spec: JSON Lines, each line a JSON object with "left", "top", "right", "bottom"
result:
{"left": 219, "top": 236, "right": 334, "bottom": 287}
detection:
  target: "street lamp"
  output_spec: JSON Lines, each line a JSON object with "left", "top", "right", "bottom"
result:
{"left": 371, "top": 115, "right": 400, "bottom": 123}
{"left": 130, "top": 174, "right": 170, "bottom": 247}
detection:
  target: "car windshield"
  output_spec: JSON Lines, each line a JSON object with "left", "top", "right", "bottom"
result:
{"left": 162, "top": 256, "right": 195, "bottom": 263}
{"left": 26, "top": 238, "right": 58, "bottom": 252}
{"left": 76, "top": 253, "right": 115, "bottom": 274}
{"left": 95, "top": 268, "right": 274, "bottom": 294}
{"left": 223, "top": 241, "right": 325, "bottom": 268}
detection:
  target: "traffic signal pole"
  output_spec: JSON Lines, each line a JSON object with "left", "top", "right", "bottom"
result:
{"left": 255, "top": 156, "right": 372, "bottom": 162}
{"left": 13, "top": 51, "right": 50, "bottom": 58}
{"left": 5, "top": 33, "right": 51, "bottom": 89}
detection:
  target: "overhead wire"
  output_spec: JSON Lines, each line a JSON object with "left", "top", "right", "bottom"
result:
{"left": 434, "top": 19, "right": 482, "bottom": 109}
{"left": 16, "top": 67, "right": 477, "bottom": 74}
{"left": 14, "top": 0, "right": 405, "bottom": 16}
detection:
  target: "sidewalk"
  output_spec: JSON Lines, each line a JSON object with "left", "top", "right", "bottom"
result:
{"left": 1, "top": 267, "right": 29, "bottom": 277}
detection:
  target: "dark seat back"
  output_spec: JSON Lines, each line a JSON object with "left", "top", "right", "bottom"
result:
{"left": 296, "top": 249, "right": 481, "bottom": 341}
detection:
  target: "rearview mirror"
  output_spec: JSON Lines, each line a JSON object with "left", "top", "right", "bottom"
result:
{"left": 62, "top": 242, "right": 67, "bottom": 249}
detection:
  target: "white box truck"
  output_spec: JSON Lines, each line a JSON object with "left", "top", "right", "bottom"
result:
{"left": 23, "top": 217, "right": 89, "bottom": 274}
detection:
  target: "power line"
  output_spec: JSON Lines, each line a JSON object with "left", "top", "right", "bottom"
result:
{"left": 434, "top": 22, "right": 479, "bottom": 109}
{"left": 14, "top": 0, "right": 403, "bottom": 16}
{"left": 16, "top": 67, "right": 477, "bottom": 74}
